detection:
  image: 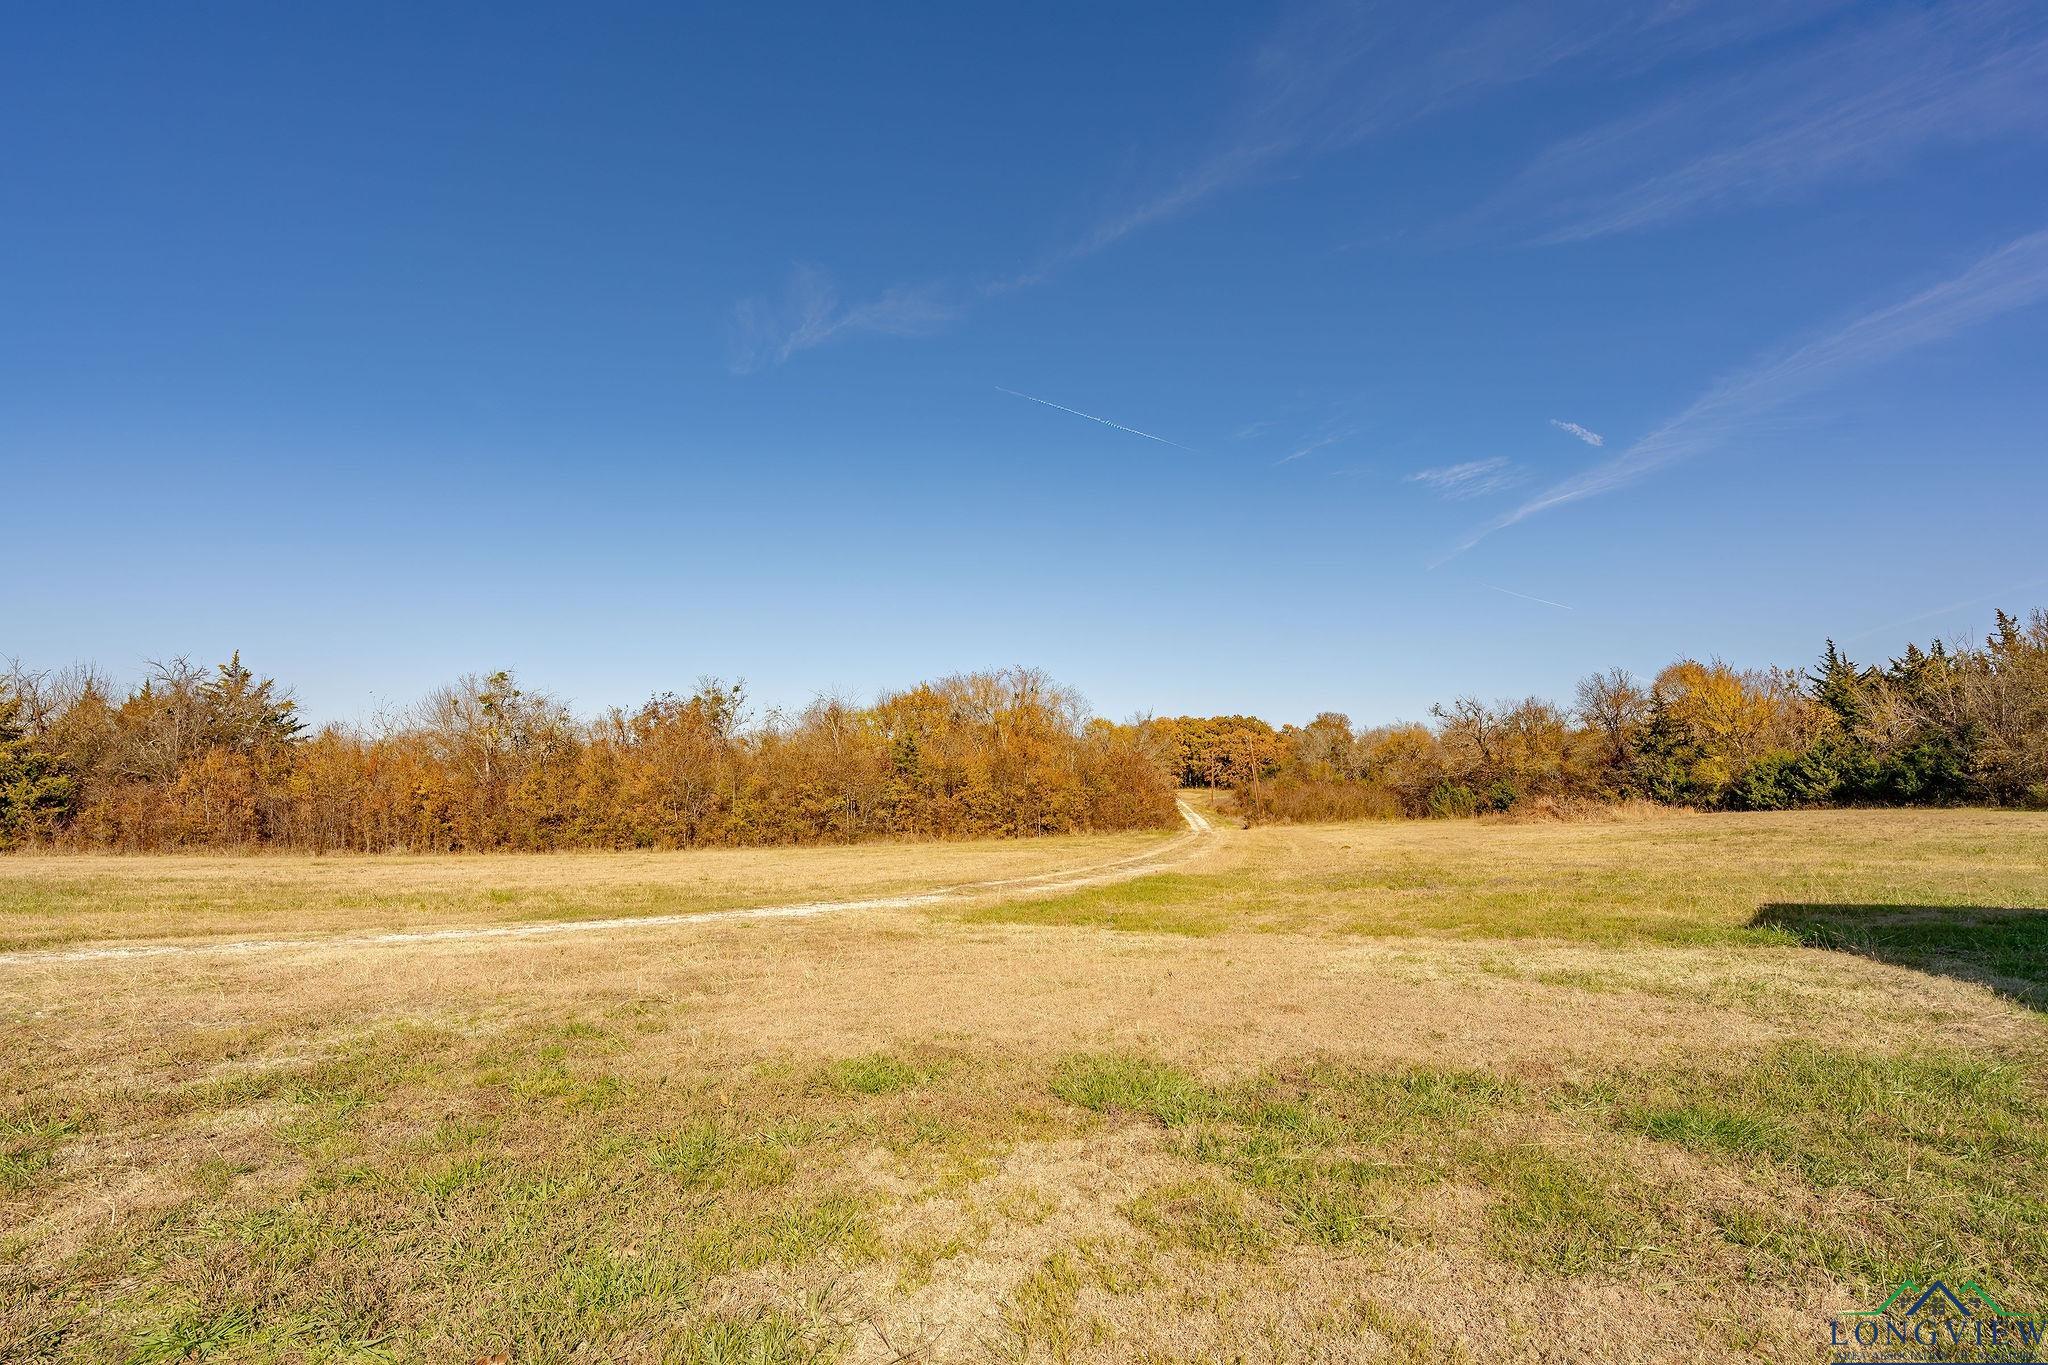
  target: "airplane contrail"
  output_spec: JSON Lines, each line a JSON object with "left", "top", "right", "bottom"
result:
{"left": 1481, "top": 583, "right": 1574, "bottom": 611}
{"left": 1839, "top": 578, "right": 2048, "bottom": 645}
{"left": 997, "top": 386, "right": 1197, "bottom": 452}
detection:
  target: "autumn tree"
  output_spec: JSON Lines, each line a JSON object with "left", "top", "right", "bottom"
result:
{"left": 1573, "top": 668, "right": 1648, "bottom": 794}
{"left": 1635, "top": 660, "right": 1819, "bottom": 806}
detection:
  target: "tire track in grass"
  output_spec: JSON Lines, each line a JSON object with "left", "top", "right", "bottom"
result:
{"left": 0, "top": 800, "right": 1217, "bottom": 966}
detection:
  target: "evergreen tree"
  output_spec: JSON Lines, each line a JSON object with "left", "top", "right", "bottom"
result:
{"left": 1809, "top": 640, "right": 1868, "bottom": 728}
{"left": 1989, "top": 609, "right": 2027, "bottom": 666}
{"left": 0, "top": 687, "right": 72, "bottom": 846}
{"left": 200, "top": 651, "right": 304, "bottom": 752}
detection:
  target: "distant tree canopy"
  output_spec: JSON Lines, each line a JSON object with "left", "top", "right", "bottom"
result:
{"left": 1213, "top": 609, "right": 2048, "bottom": 823}
{"left": 0, "top": 662, "right": 1175, "bottom": 851}
{"left": 1145, "top": 715, "right": 1282, "bottom": 789}
{"left": 6, "top": 609, "right": 2044, "bottom": 850}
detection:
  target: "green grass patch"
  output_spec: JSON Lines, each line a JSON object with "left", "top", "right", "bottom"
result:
{"left": 1591, "top": 1042, "right": 2048, "bottom": 1287}
{"left": 1050, "top": 1052, "right": 1217, "bottom": 1126}
{"left": 1056, "top": 1054, "right": 1550, "bottom": 1255}
{"left": 647, "top": 1120, "right": 808, "bottom": 1196}
{"left": 1754, "top": 903, "right": 2048, "bottom": 1008}
{"left": 1, "top": 1105, "right": 84, "bottom": 1192}
{"left": 1475, "top": 1142, "right": 1664, "bottom": 1275}
{"left": 818, "top": 1051, "right": 938, "bottom": 1096}
{"left": 1629, "top": 1102, "right": 1791, "bottom": 1154}
{"left": 1051, "top": 1043, "right": 2048, "bottom": 1290}
{"left": 1122, "top": 1178, "right": 1273, "bottom": 1258}
{"left": 126, "top": 1303, "right": 256, "bottom": 1364}
{"left": 667, "top": 1305, "right": 846, "bottom": 1364}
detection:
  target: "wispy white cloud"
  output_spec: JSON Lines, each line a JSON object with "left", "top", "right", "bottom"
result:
{"left": 1409, "top": 457, "right": 1524, "bottom": 500}
{"left": 734, "top": 1, "right": 1855, "bottom": 368}
{"left": 1494, "top": 1, "right": 2048, "bottom": 243}
{"left": 1044, "top": 5, "right": 1608, "bottom": 280}
{"left": 730, "top": 265, "right": 956, "bottom": 374}
{"left": 1274, "top": 428, "right": 1356, "bottom": 466}
{"left": 1023, "top": 1, "right": 1861, "bottom": 278}
{"left": 1446, "top": 226, "right": 2048, "bottom": 558}
{"left": 1549, "top": 419, "right": 1604, "bottom": 446}
{"left": 996, "top": 386, "right": 1196, "bottom": 453}
{"left": 1481, "top": 583, "right": 1574, "bottom": 611}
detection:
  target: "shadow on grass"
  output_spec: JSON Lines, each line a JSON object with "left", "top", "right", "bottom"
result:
{"left": 1752, "top": 903, "right": 2048, "bottom": 1011}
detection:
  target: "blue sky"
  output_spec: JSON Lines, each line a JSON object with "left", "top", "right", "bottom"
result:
{"left": 5, "top": 1, "right": 2046, "bottom": 727}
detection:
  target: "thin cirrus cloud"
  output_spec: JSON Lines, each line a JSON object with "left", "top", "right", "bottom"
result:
{"left": 1274, "top": 427, "right": 1357, "bottom": 466}
{"left": 973, "top": 6, "right": 1613, "bottom": 299}
{"left": 1408, "top": 457, "right": 1525, "bottom": 500}
{"left": 1549, "top": 419, "right": 1604, "bottom": 446}
{"left": 1492, "top": 0, "right": 2048, "bottom": 244}
{"left": 730, "top": 1, "right": 1854, "bottom": 370}
{"left": 729, "top": 265, "right": 956, "bottom": 375}
{"left": 1001, "top": 3, "right": 1611, "bottom": 282}
{"left": 1444, "top": 225, "right": 2048, "bottom": 560}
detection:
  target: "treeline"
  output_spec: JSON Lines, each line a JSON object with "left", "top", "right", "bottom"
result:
{"left": 1215, "top": 609, "right": 2048, "bottom": 823}
{"left": 0, "top": 661, "right": 1176, "bottom": 851}
{"left": 6, "top": 609, "right": 2044, "bottom": 851}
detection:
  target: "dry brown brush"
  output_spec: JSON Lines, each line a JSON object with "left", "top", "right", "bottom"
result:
{"left": 0, "top": 660, "right": 1176, "bottom": 851}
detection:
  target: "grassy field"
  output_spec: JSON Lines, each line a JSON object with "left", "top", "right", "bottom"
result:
{"left": 3, "top": 802, "right": 2046, "bottom": 1363}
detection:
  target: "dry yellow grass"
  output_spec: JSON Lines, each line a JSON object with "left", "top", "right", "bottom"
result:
{"left": 3, "top": 804, "right": 2045, "bottom": 1363}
